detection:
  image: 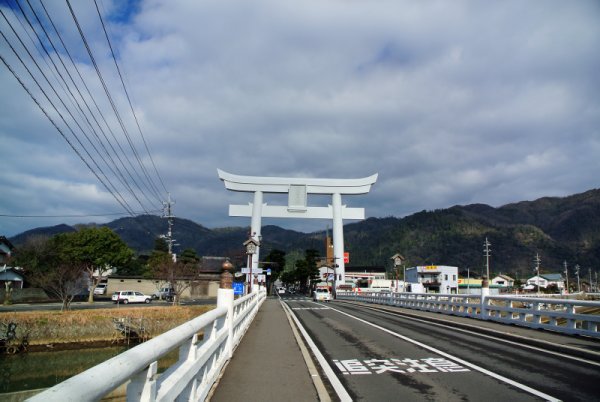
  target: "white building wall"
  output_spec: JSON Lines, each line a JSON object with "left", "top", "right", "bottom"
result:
{"left": 405, "top": 266, "right": 458, "bottom": 293}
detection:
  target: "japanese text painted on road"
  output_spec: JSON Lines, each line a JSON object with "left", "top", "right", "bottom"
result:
{"left": 333, "top": 357, "right": 470, "bottom": 375}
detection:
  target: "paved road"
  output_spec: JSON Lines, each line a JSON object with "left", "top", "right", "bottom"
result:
{"left": 281, "top": 295, "right": 600, "bottom": 402}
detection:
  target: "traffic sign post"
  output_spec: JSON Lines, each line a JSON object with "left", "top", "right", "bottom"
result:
{"left": 232, "top": 282, "right": 245, "bottom": 296}
{"left": 241, "top": 267, "right": 263, "bottom": 274}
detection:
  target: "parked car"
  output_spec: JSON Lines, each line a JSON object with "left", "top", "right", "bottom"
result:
{"left": 153, "top": 287, "right": 176, "bottom": 301}
{"left": 313, "top": 288, "right": 332, "bottom": 302}
{"left": 112, "top": 291, "right": 152, "bottom": 304}
{"left": 277, "top": 287, "right": 286, "bottom": 294}
{"left": 94, "top": 283, "right": 108, "bottom": 295}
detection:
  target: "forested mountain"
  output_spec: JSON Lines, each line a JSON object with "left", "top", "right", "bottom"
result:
{"left": 9, "top": 189, "right": 600, "bottom": 279}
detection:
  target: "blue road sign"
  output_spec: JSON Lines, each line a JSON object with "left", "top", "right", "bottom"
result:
{"left": 232, "top": 282, "right": 245, "bottom": 296}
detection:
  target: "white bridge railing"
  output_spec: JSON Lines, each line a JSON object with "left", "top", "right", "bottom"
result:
{"left": 337, "top": 291, "right": 600, "bottom": 338}
{"left": 28, "top": 288, "right": 266, "bottom": 402}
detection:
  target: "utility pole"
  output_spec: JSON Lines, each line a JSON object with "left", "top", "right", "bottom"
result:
{"left": 534, "top": 253, "right": 541, "bottom": 296}
{"left": 483, "top": 237, "right": 491, "bottom": 281}
{"left": 589, "top": 267, "right": 593, "bottom": 293}
{"left": 162, "top": 193, "right": 176, "bottom": 262}
{"left": 575, "top": 264, "right": 580, "bottom": 293}
{"left": 563, "top": 261, "right": 569, "bottom": 294}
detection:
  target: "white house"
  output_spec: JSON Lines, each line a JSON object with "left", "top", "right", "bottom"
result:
{"left": 491, "top": 274, "right": 515, "bottom": 288}
{"left": 526, "top": 273, "right": 565, "bottom": 291}
{"left": 405, "top": 265, "right": 458, "bottom": 294}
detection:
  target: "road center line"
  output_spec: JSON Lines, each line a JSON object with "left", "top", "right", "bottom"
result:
{"left": 330, "top": 305, "right": 561, "bottom": 402}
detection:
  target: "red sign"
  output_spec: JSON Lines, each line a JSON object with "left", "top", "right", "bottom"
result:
{"left": 344, "top": 252, "right": 349, "bottom": 264}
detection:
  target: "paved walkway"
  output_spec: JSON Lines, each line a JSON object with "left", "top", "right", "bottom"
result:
{"left": 209, "top": 297, "right": 322, "bottom": 402}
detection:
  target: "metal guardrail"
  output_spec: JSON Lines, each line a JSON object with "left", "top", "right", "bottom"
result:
{"left": 337, "top": 291, "right": 600, "bottom": 338}
{"left": 28, "top": 288, "right": 267, "bottom": 402}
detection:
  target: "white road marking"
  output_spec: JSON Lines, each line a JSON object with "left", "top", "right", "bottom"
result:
{"left": 281, "top": 301, "right": 352, "bottom": 402}
{"left": 330, "top": 306, "right": 561, "bottom": 402}
{"left": 352, "top": 302, "right": 600, "bottom": 368}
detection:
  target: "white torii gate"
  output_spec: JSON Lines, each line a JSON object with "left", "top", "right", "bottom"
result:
{"left": 217, "top": 169, "right": 378, "bottom": 287}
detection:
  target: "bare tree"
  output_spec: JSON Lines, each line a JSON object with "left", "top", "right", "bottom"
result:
{"left": 152, "top": 259, "right": 198, "bottom": 305}
{"left": 33, "top": 262, "right": 87, "bottom": 311}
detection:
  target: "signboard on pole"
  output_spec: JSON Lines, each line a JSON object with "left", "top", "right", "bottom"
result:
{"left": 241, "top": 268, "right": 264, "bottom": 274}
{"left": 232, "top": 282, "right": 245, "bottom": 296}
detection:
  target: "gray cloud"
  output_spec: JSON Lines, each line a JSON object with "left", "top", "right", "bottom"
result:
{"left": 1, "top": 0, "right": 599, "bottom": 237}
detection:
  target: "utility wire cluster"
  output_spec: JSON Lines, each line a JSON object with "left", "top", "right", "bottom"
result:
{"left": 0, "top": 0, "right": 168, "bottom": 220}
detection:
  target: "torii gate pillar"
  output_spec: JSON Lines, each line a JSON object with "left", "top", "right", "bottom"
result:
{"left": 218, "top": 169, "right": 378, "bottom": 288}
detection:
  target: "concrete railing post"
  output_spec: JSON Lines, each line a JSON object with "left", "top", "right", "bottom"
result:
{"left": 218, "top": 260, "right": 235, "bottom": 359}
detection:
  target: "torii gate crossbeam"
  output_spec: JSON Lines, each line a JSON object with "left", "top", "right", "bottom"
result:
{"left": 218, "top": 169, "right": 378, "bottom": 287}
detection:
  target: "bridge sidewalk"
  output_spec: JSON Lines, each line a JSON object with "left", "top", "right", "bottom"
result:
{"left": 209, "top": 297, "right": 323, "bottom": 402}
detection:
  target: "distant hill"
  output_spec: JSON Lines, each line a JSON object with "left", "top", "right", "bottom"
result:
{"left": 9, "top": 224, "right": 76, "bottom": 245}
{"left": 9, "top": 189, "right": 600, "bottom": 279}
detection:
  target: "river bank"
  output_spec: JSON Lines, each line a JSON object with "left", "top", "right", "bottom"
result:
{"left": 0, "top": 305, "right": 215, "bottom": 350}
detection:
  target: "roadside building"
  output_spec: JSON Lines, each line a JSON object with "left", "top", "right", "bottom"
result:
{"left": 106, "top": 256, "right": 226, "bottom": 299}
{"left": 491, "top": 274, "right": 515, "bottom": 288}
{"left": 525, "top": 273, "right": 565, "bottom": 291}
{"left": 339, "top": 265, "right": 386, "bottom": 287}
{"left": 457, "top": 278, "right": 483, "bottom": 294}
{"left": 457, "top": 277, "right": 502, "bottom": 295}
{"left": 405, "top": 265, "right": 458, "bottom": 294}
{"left": 0, "top": 265, "right": 24, "bottom": 290}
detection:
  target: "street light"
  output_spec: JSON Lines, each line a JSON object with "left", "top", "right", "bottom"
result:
{"left": 243, "top": 236, "right": 260, "bottom": 293}
{"left": 391, "top": 254, "right": 404, "bottom": 292}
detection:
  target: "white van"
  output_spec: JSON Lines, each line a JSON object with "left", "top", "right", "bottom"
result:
{"left": 313, "top": 288, "right": 332, "bottom": 302}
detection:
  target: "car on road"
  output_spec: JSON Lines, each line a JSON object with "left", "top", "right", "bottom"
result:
{"left": 112, "top": 291, "right": 152, "bottom": 304}
{"left": 152, "top": 287, "right": 176, "bottom": 301}
{"left": 313, "top": 288, "right": 332, "bottom": 302}
{"left": 94, "top": 283, "right": 108, "bottom": 295}
{"left": 277, "top": 287, "right": 286, "bottom": 294}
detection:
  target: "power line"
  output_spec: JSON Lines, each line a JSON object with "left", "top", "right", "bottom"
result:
{"left": 93, "top": 0, "right": 168, "bottom": 198}
{"left": 2, "top": 1, "right": 171, "bottom": 229}
{"left": 0, "top": 210, "right": 162, "bottom": 218}
{"left": 0, "top": 51, "right": 136, "bottom": 216}
{"left": 1, "top": 9, "right": 137, "bottom": 214}
{"left": 18, "top": 0, "right": 159, "bottom": 212}
{"left": 37, "top": 0, "right": 163, "bottom": 212}
{"left": 65, "top": 0, "right": 165, "bottom": 207}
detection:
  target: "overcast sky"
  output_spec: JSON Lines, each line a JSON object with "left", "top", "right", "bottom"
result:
{"left": 1, "top": 0, "right": 599, "bottom": 238}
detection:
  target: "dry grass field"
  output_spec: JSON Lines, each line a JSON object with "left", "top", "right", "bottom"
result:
{"left": 0, "top": 305, "right": 215, "bottom": 346}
